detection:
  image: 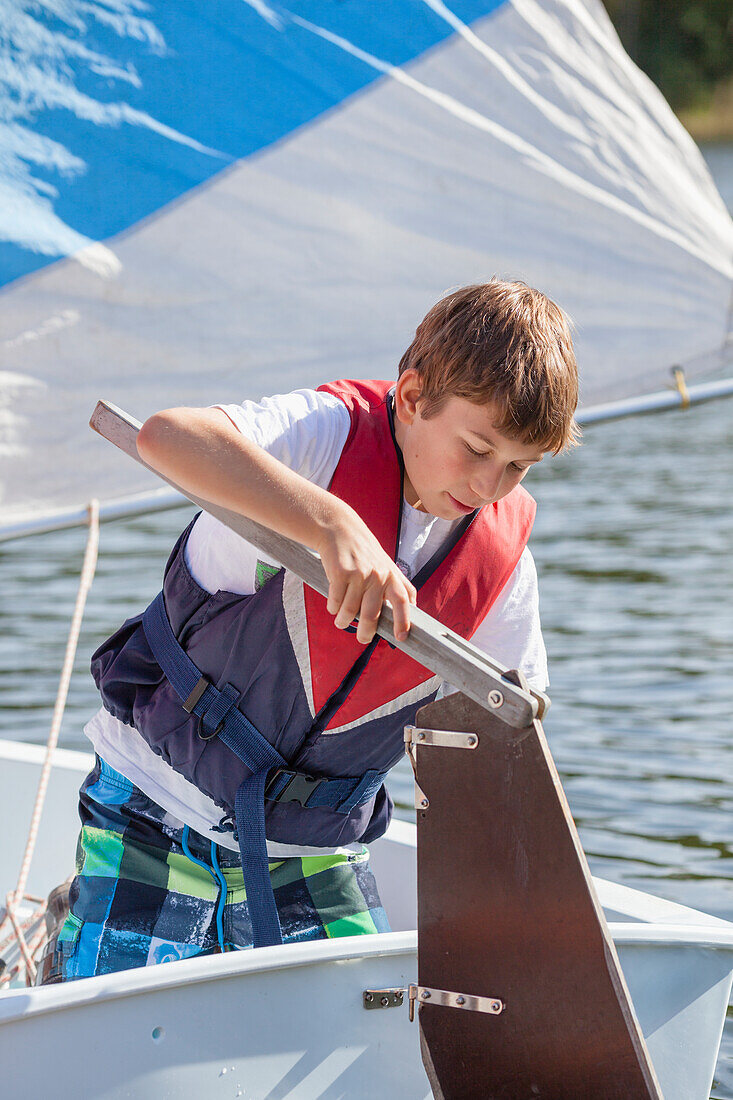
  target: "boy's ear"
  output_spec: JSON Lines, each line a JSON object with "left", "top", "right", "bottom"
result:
{"left": 394, "top": 369, "right": 423, "bottom": 425}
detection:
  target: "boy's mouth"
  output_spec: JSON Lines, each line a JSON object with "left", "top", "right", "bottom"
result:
{"left": 447, "top": 493, "right": 476, "bottom": 515}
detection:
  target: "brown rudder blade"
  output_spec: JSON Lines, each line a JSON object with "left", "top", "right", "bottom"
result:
{"left": 413, "top": 684, "right": 663, "bottom": 1099}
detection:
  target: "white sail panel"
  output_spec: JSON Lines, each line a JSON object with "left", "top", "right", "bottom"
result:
{"left": 0, "top": 0, "right": 731, "bottom": 530}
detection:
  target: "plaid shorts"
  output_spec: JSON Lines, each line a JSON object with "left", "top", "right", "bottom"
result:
{"left": 57, "top": 757, "right": 390, "bottom": 981}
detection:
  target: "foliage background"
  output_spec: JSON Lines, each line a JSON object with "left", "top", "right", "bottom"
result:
{"left": 603, "top": 0, "right": 732, "bottom": 138}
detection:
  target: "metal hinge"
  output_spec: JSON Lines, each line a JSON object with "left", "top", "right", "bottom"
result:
{"left": 404, "top": 727, "right": 480, "bottom": 751}
{"left": 408, "top": 984, "right": 504, "bottom": 1022}
{"left": 404, "top": 726, "right": 480, "bottom": 810}
{"left": 363, "top": 987, "right": 406, "bottom": 1010}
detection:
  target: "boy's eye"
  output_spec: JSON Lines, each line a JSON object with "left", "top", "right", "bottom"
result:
{"left": 463, "top": 442, "right": 528, "bottom": 472}
{"left": 464, "top": 442, "right": 489, "bottom": 458}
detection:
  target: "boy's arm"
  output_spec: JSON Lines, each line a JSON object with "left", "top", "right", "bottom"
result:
{"left": 137, "top": 406, "right": 415, "bottom": 644}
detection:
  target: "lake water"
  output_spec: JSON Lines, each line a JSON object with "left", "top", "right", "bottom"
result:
{"left": 0, "top": 145, "right": 731, "bottom": 1096}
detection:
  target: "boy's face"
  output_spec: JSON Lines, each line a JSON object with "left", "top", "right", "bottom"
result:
{"left": 393, "top": 370, "right": 545, "bottom": 519}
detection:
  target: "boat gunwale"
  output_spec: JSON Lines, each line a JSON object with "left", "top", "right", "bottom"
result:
{"left": 0, "top": 930, "right": 419, "bottom": 1022}
{"left": 2, "top": 919, "right": 733, "bottom": 1027}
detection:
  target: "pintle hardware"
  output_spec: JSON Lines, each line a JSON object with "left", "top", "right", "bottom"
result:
{"left": 404, "top": 725, "right": 479, "bottom": 809}
{"left": 408, "top": 985, "right": 504, "bottom": 1023}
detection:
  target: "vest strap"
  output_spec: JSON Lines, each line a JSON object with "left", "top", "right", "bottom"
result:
{"left": 265, "top": 767, "right": 384, "bottom": 811}
{"left": 235, "top": 771, "right": 281, "bottom": 947}
{"left": 141, "top": 591, "right": 387, "bottom": 948}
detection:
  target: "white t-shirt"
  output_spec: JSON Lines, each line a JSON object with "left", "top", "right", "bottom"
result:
{"left": 86, "top": 388, "right": 547, "bottom": 855}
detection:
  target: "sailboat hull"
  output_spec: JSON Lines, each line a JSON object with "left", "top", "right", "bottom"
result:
{"left": 1, "top": 741, "right": 731, "bottom": 1099}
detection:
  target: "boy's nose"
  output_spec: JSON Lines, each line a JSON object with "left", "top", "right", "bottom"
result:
{"left": 471, "top": 466, "right": 503, "bottom": 505}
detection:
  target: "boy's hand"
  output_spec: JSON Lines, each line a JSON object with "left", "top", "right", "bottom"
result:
{"left": 317, "top": 506, "right": 416, "bottom": 645}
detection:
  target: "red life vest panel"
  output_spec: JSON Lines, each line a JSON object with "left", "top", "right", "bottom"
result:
{"left": 300, "top": 378, "right": 536, "bottom": 733}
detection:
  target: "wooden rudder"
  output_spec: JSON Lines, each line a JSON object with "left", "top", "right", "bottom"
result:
{"left": 412, "top": 686, "right": 663, "bottom": 1099}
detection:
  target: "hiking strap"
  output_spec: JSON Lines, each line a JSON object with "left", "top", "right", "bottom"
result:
{"left": 142, "top": 591, "right": 386, "bottom": 948}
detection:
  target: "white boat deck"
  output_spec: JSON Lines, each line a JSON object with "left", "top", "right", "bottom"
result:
{"left": 1, "top": 739, "right": 732, "bottom": 1099}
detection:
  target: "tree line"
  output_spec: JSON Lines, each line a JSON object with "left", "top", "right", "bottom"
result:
{"left": 604, "top": 0, "right": 731, "bottom": 110}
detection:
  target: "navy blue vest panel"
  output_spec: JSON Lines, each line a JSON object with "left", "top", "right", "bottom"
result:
{"left": 91, "top": 519, "right": 431, "bottom": 846}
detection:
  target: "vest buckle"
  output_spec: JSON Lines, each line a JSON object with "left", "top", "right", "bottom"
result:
{"left": 265, "top": 769, "right": 323, "bottom": 807}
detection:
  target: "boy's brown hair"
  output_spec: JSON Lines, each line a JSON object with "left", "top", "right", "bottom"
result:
{"left": 398, "top": 280, "right": 579, "bottom": 454}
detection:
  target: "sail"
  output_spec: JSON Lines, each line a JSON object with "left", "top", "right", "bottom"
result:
{"left": 0, "top": 0, "right": 731, "bottom": 532}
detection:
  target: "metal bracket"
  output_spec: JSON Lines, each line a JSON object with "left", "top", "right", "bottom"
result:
{"left": 363, "top": 988, "right": 406, "bottom": 1010}
{"left": 404, "top": 727, "right": 479, "bottom": 810}
{"left": 404, "top": 728, "right": 428, "bottom": 809}
{"left": 404, "top": 727, "right": 480, "bottom": 750}
{"left": 672, "top": 365, "right": 691, "bottom": 409}
{"left": 408, "top": 984, "right": 504, "bottom": 1022}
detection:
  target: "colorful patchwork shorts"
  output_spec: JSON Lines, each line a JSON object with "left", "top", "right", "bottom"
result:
{"left": 56, "top": 756, "right": 390, "bottom": 981}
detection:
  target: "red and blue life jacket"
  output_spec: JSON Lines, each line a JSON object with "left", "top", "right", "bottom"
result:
{"left": 91, "top": 379, "right": 535, "bottom": 945}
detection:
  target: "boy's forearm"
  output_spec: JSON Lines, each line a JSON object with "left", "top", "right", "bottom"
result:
{"left": 136, "top": 407, "right": 345, "bottom": 553}
{"left": 137, "top": 406, "right": 415, "bottom": 643}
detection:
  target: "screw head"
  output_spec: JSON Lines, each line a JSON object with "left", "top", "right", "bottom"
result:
{"left": 488, "top": 690, "right": 504, "bottom": 708}
{"left": 467, "top": 735, "right": 477, "bottom": 747}
{"left": 365, "top": 992, "right": 373, "bottom": 1002}
{"left": 380, "top": 997, "right": 389, "bottom": 1006}
{"left": 491, "top": 1000, "right": 502, "bottom": 1012}
{"left": 417, "top": 732, "right": 426, "bottom": 741}
{"left": 456, "top": 996, "right": 465, "bottom": 1006}
{"left": 420, "top": 798, "right": 429, "bottom": 808}
{"left": 421, "top": 990, "right": 431, "bottom": 1000}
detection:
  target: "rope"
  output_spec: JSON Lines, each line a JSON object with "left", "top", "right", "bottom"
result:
{"left": 0, "top": 906, "right": 41, "bottom": 959}
{"left": 2, "top": 903, "right": 39, "bottom": 983}
{"left": 0, "top": 882, "right": 72, "bottom": 987}
{"left": 1, "top": 500, "right": 100, "bottom": 985}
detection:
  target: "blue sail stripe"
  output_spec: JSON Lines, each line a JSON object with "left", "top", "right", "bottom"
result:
{"left": 0, "top": 0, "right": 508, "bottom": 288}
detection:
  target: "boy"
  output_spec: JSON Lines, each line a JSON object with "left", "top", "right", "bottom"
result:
{"left": 54, "top": 280, "right": 578, "bottom": 980}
